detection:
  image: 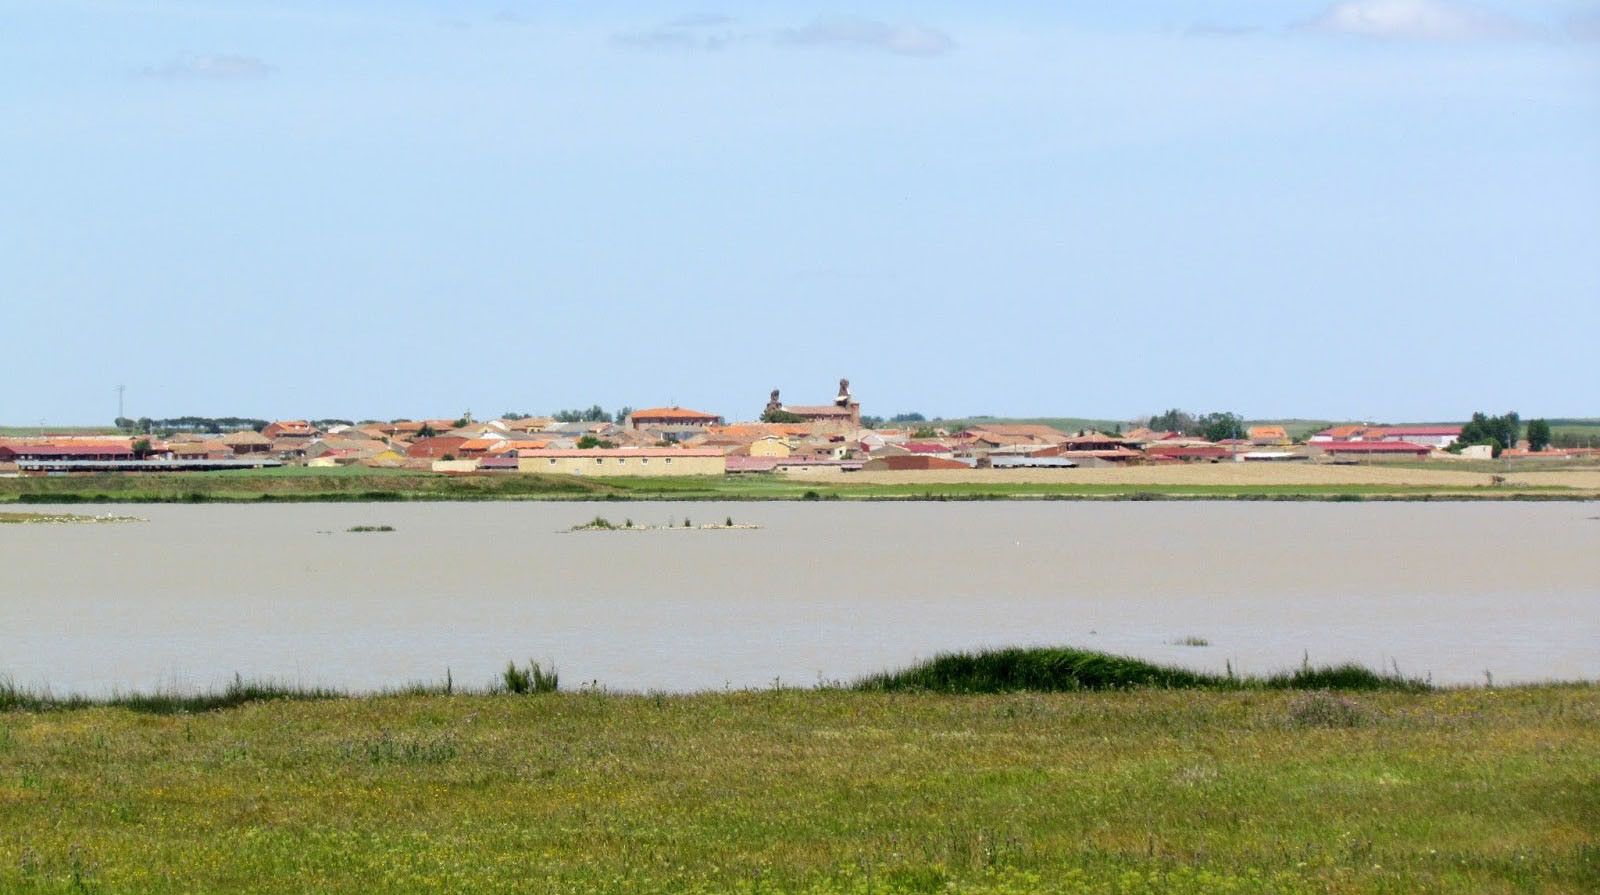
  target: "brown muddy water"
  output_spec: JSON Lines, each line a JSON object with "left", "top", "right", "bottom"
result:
{"left": 2, "top": 502, "right": 1596, "bottom": 694}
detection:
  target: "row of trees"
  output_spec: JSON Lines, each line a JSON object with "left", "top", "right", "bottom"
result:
{"left": 116, "top": 416, "right": 269, "bottom": 434}
{"left": 1451, "top": 411, "right": 1553, "bottom": 456}
{"left": 1144, "top": 409, "right": 1247, "bottom": 442}
{"left": 550, "top": 406, "right": 633, "bottom": 424}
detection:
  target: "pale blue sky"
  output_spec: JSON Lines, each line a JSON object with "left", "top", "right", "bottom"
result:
{"left": 4, "top": 0, "right": 1597, "bottom": 424}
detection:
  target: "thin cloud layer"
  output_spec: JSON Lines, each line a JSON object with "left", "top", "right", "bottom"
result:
{"left": 614, "top": 14, "right": 743, "bottom": 52}
{"left": 776, "top": 17, "right": 955, "bottom": 56}
{"left": 139, "top": 54, "right": 275, "bottom": 80}
{"left": 1308, "top": 0, "right": 1525, "bottom": 40}
{"left": 615, "top": 15, "right": 955, "bottom": 57}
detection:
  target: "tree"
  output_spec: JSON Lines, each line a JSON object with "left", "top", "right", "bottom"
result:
{"left": 614, "top": 407, "right": 634, "bottom": 424}
{"left": 911, "top": 426, "right": 939, "bottom": 439}
{"left": 890, "top": 412, "right": 926, "bottom": 423}
{"left": 761, "top": 408, "right": 804, "bottom": 424}
{"left": 1199, "top": 412, "right": 1246, "bottom": 443}
{"left": 131, "top": 438, "right": 154, "bottom": 459}
{"left": 1526, "top": 419, "right": 1552, "bottom": 452}
{"left": 417, "top": 423, "right": 438, "bottom": 439}
{"left": 114, "top": 416, "right": 134, "bottom": 431}
{"left": 575, "top": 435, "right": 615, "bottom": 450}
{"left": 554, "top": 405, "right": 613, "bottom": 423}
{"left": 453, "top": 418, "right": 469, "bottom": 429}
{"left": 1146, "top": 408, "right": 1199, "bottom": 435}
{"left": 1457, "top": 411, "right": 1521, "bottom": 458}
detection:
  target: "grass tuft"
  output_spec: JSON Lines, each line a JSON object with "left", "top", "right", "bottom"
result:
{"left": 501, "top": 660, "right": 559, "bottom": 694}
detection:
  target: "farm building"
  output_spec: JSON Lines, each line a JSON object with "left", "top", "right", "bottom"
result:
{"left": 626, "top": 407, "right": 724, "bottom": 431}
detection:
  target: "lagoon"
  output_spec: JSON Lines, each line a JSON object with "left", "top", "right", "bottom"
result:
{"left": 2, "top": 501, "right": 1596, "bottom": 694}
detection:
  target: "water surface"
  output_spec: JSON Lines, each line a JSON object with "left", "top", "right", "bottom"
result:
{"left": 3, "top": 502, "right": 1595, "bottom": 693}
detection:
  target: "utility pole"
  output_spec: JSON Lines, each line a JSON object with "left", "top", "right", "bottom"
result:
{"left": 116, "top": 384, "right": 126, "bottom": 422}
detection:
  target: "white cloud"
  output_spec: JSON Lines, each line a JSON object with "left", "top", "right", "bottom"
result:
{"left": 139, "top": 54, "right": 275, "bottom": 80}
{"left": 775, "top": 18, "right": 955, "bottom": 57}
{"left": 1308, "top": 0, "right": 1525, "bottom": 40}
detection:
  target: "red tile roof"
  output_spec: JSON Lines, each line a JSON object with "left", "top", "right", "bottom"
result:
{"left": 629, "top": 407, "right": 722, "bottom": 422}
{"left": 1319, "top": 441, "right": 1432, "bottom": 453}
{"left": 1369, "top": 426, "right": 1462, "bottom": 438}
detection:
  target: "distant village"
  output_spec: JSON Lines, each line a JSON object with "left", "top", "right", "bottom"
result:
{"left": 0, "top": 380, "right": 1589, "bottom": 476}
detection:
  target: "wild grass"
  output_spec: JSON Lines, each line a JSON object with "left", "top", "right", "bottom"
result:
{"left": 854, "top": 647, "right": 1430, "bottom": 693}
{"left": 0, "top": 673, "right": 352, "bottom": 714}
{"left": 0, "top": 684, "right": 1593, "bottom": 893}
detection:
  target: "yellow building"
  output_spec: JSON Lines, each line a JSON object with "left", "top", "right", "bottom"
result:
{"left": 517, "top": 448, "right": 726, "bottom": 477}
{"left": 748, "top": 436, "right": 794, "bottom": 458}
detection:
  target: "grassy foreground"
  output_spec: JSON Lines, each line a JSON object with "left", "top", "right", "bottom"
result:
{"left": 0, "top": 687, "right": 1594, "bottom": 894}
{"left": 1, "top": 649, "right": 1595, "bottom": 894}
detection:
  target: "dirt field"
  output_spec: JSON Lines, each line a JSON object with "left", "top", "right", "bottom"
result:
{"left": 794, "top": 462, "right": 1600, "bottom": 491}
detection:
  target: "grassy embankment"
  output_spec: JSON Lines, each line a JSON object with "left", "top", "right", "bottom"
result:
{"left": 3, "top": 464, "right": 1595, "bottom": 503}
{"left": 0, "top": 649, "right": 1594, "bottom": 894}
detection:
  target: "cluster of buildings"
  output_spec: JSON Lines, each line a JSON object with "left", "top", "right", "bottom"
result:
{"left": 1, "top": 383, "right": 1585, "bottom": 478}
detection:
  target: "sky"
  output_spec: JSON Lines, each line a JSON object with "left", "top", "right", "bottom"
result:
{"left": 3, "top": 0, "right": 1598, "bottom": 425}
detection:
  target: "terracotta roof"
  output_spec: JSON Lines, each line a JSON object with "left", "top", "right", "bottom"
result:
{"left": 959, "top": 424, "right": 1069, "bottom": 442}
{"left": 629, "top": 407, "right": 722, "bottom": 422}
{"left": 705, "top": 424, "right": 814, "bottom": 441}
{"left": 1369, "top": 426, "right": 1462, "bottom": 438}
{"left": 1320, "top": 441, "right": 1432, "bottom": 453}
{"left": 405, "top": 436, "right": 470, "bottom": 458}
{"left": 1316, "top": 425, "right": 1369, "bottom": 439}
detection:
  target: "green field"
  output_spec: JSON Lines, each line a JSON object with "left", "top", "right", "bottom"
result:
{"left": 0, "top": 683, "right": 1593, "bottom": 894}
{"left": 1, "top": 469, "right": 1589, "bottom": 504}
{"left": 2, "top": 468, "right": 1593, "bottom": 504}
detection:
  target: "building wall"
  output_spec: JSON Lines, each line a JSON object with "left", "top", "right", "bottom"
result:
{"left": 749, "top": 438, "right": 793, "bottom": 458}
{"left": 431, "top": 459, "right": 480, "bottom": 474}
{"left": 518, "top": 453, "right": 726, "bottom": 477}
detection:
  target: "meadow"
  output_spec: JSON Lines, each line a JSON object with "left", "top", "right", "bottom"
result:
{"left": 0, "top": 677, "right": 1593, "bottom": 894}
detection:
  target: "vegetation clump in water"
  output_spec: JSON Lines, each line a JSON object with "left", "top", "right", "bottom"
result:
{"left": 346, "top": 524, "right": 395, "bottom": 533}
{"left": 570, "top": 514, "right": 758, "bottom": 532}
{"left": 0, "top": 511, "right": 142, "bottom": 525}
